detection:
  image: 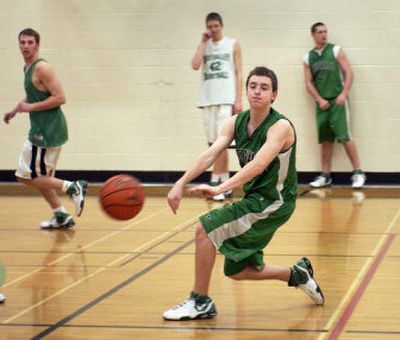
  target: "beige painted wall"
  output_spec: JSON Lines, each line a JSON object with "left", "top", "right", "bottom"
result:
{"left": 0, "top": 0, "right": 399, "bottom": 172}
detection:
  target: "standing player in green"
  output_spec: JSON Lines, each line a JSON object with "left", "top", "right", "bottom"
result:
{"left": 304, "top": 22, "right": 366, "bottom": 188}
{"left": 3, "top": 28, "right": 87, "bottom": 229}
{"left": 163, "top": 67, "right": 324, "bottom": 321}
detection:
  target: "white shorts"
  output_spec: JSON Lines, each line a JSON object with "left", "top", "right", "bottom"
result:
{"left": 202, "top": 104, "right": 233, "bottom": 144}
{"left": 15, "top": 140, "right": 61, "bottom": 180}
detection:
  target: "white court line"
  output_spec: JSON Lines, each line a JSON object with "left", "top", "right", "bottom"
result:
{"left": 2, "top": 207, "right": 169, "bottom": 288}
{"left": 318, "top": 206, "right": 400, "bottom": 340}
{"left": 2, "top": 212, "right": 203, "bottom": 324}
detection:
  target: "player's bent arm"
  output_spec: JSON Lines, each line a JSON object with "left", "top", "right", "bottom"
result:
{"left": 337, "top": 49, "right": 353, "bottom": 97}
{"left": 21, "top": 63, "right": 66, "bottom": 113}
{"left": 177, "top": 117, "right": 236, "bottom": 187}
{"left": 303, "top": 63, "right": 324, "bottom": 103}
{"left": 219, "top": 120, "right": 293, "bottom": 193}
{"left": 191, "top": 41, "right": 207, "bottom": 70}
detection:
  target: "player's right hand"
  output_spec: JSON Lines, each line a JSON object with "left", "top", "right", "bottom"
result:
{"left": 167, "top": 183, "right": 184, "bottom": 214}
{"left": 202, "top": 31, "right": 212, "bottom": 42}
{"left": 318, "top": 98, "right": 330, "bottom": 111}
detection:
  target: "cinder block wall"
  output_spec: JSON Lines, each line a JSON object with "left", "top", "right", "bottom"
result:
{"left": 1, "top": 0, "right": 399, "bottom": 172}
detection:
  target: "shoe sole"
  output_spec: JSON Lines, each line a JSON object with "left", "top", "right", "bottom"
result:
{"left": 40, "top": 217, "right": 75, "bottom": 229}
{"left": 309, "top": 183, "right": 332, "bottom": 188}
{"left": 163, "top": 311, "right": 217, "bottom": 321}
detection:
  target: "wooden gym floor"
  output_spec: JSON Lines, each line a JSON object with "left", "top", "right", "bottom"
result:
{"left": 0, "top": 186, "right": 399, "bottom": 339}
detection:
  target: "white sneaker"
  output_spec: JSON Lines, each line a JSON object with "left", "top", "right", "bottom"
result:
{"left": 291, "top": 257, "right": 324, "bottom": 305}
{"left": 40, "top": 212, "right": 75, "bottom": 229}
{"left": 351, "top": 172, "right": 366, "bottom": 189}
{"left": 212, "top": 193, "right": 226, "bottom": 201}
{"left": 309, "top": 174, "right": 332, "bottom": 188}
{"left": 163, "top": 293, "right": 217, "bottom": 321}
{"left": 0, "top": 293, "right": 6, "bottom": 303}
{"left": 66, "top": 180, "right": 88, "bottom": 216}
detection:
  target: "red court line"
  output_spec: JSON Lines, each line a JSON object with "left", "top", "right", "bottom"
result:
{"left": 328, "top": 233, "right": 396, "bottom": 340}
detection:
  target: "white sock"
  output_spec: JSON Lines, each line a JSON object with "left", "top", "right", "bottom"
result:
{"left": 219, "top": 172, "right": 230, "bottom": 182}
{"left": 210, "top": 173, "right": 220, "bottom": 183}
{"left": 62, "top": 180, "right": 73, "bottom": 192}
{"left": 54, "top": 206, "right": 67, "bottom": 214}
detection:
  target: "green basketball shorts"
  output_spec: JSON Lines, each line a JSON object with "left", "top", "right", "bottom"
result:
{"left": 199, "top": 193, "right": 295, "bottom": 276}
{"left": 316, "top": 99, "right": 352, "bottom": 143}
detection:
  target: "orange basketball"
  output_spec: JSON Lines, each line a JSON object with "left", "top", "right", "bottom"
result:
{"left": 99, "top": 174, "right": 145, "bottom": 220}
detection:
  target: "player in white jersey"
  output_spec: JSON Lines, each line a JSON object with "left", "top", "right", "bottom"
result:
{"left": 192, "top": 12, "right": 243, "bottom": 200}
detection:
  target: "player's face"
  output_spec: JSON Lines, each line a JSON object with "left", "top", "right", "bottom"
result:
{"left": 247, "top": 75, "right": 277, "bottom": 109}
{"left": 312, "top": 26, "right": 328, "bottom": 46}
{"left": 206, "top": 20, "right": 223, "bottom": 40}
{"left": 19, "top": 35, "right": 39, "bottom": 60}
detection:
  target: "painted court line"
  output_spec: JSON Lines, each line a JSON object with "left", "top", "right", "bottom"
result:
{"left": 32, "top": 239, "right": 195, "bottom": 339}
{"left": 327, "top": 233, "right": 395, "bottom": 340}
{"left": 2, "top": 207, "right": 168, "bottom": 288}
{"left": 2, "top": 213, "right": 202, "bottom": 325}
{"left": 320, "top": 207, "right": 400, "bottom": 340}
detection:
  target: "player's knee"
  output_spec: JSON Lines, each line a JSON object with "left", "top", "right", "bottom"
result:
{"left": 227, "top": 271, "right": 246, "bottom": 281}
{"left": 195, "top": 222, "right": 207, "bottom": 241}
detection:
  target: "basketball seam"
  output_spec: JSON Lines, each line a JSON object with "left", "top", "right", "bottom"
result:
{"left": 100, "top": 187, "right": 143, "bottom": 200}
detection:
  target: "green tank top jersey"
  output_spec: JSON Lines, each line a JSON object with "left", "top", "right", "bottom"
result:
{"left": 234, "top": 108, "right": 297, "bottom": 203}
{"left": 308, "top": 43, "right": 343, "bottom": 99}
{"left": 25, "top": 58, "right": 68, "bottom": 147}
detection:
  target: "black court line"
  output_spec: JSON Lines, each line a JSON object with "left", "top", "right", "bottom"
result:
{"left": 117, "top": 220, "right": 198, "bottom": 267}
{"left": 147, "top": 253, "right": 375, "bottom": 258}
{"left": 1, "top": 323, "right": 328, "bottom": 334}
{"left": 31, "top": 238, "right": 195, "bottom": 339}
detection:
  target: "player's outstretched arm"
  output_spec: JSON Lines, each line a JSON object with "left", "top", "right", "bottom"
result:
{"left": 215, "top": 120, "right": 294, "bottom": 194}
{"left": 167, "top": 116, "right": 236, "bottom": 213}
{"left": 18, "top": 62, "right": 66, "bottom": 113}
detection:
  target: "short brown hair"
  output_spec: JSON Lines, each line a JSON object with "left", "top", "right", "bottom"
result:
{"left": 311, "top": 22, "right": 325, "bottom": 33}
{"left": 18, "top": 28, "right": 40, "bottom": 44}
{"left": 205, "top": 12, "right": 223, "bottom": 25}
{"left": 246, "top": 66, "right": 278, "bottom": 92}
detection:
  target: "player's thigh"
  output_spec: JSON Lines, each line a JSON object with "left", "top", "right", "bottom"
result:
{"left": 15, "top": 140, "right": 61, "bottom": 179}
{"left": 316, "top": 106, "right": 335, "bottom": 143}
{"left": 216, "top": 104, "right": 233, "bottom": 136}
{"left": 202, "top": 105, "right": 219, "bottom": 144}
{"left": 330, "top": 101, "right": 352, "bottom": 143}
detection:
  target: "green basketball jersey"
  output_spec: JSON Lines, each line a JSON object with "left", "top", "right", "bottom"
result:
{"left": 25, "top": 58, "right": 68, "bottom": 147}
{"left": 308, "top": 43, "right": 343, "bottom": 99}
{"left": 234, "top": 108, "right": 297, "bottom": 203}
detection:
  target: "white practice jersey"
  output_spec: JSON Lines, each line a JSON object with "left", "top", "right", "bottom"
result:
{"left": 198, "top": 37, "right": 236, "bottom": 107}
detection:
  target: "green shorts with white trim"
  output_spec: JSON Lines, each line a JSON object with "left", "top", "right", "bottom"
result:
{"left": 199, "top": 193, "right": 295, "bottom": 276}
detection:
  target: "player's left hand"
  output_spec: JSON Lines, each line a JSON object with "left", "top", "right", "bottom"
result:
{"left": 18, "top": 101, "right": 34, "bottom": 113}
{"left": 233, "top": 100, "right": 242, "bottom": 115}
{"left": 335, "top": 93, "right": 346, "bottom": 106}
{"left": 187, "top": 184, "right": 220, "bottom": 199}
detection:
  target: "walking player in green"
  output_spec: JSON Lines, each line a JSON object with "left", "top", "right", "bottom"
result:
{"left": 304, "top": 22, "right": 366, "bottom": 188}
{"left": 3, "top": 28, "right": 87, "bottom": 229}
{"left": 163, "top": 67, "right": 324, "bottom": 321}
